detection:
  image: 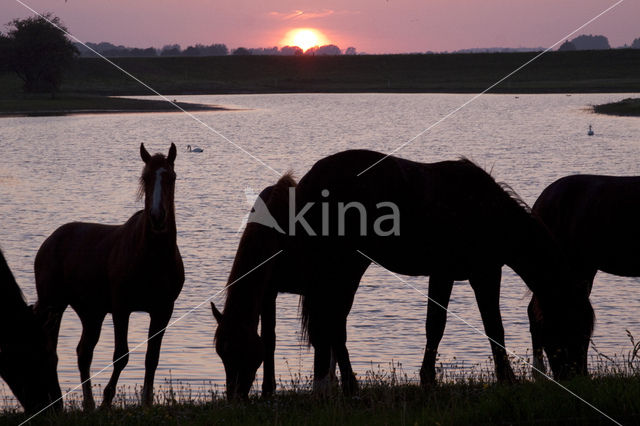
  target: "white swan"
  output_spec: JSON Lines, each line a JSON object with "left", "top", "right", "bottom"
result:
{"left": 187, "top": 144, "right": 203, "bottom": 153}
{"left": 587, "top": 125, "right": 594, "bottom": 136}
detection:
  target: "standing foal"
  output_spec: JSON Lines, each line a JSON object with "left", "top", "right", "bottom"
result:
{"left": 35, "top": 143, "right": 184, "bottom": 409}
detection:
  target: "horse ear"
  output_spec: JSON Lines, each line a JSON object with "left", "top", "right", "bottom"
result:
{"left": 140, "top": 143, "right": 151, "bottom": 164}
{"left": 167, "top": 143, "right": 177, "bottom": 165}
{"left": 211, "top": 302, "right": 223, "bottom": 324}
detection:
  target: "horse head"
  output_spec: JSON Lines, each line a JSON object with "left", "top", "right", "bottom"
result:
{"left": 529, "top": 286, "right": 594, "bottom": 380}
{"left": 211, "top": 303, "right": 263, "bottom": 400}
{"left": 1, "top": 305, "right": 63, "bottom": 412}
{"left": 139, "top": 143, "right": 177, "bottom": 233}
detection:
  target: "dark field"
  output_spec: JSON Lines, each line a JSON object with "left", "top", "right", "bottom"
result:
{"left": 1, "top": 49, "right": 640, "bottom": 98}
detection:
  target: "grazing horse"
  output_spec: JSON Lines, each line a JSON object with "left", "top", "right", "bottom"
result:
{"left": 34, "top": 144, "right": 184, "bottom": 410}
{"left": 529, "top": 174, "right": 640, "bottom": 376}
{"left": 212, "top": 150, "right": 594, "bottom": 399}
{"left": 0, "top": 248, "right": 61, "bottom": 413}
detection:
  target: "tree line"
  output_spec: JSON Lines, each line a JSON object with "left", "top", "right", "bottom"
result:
{"left": 75, "top": 42, "right": 358, "bottom": 58}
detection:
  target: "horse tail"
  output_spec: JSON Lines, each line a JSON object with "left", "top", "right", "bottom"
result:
{"left": 299, "top": 295, "right": 312, "bottom": 346}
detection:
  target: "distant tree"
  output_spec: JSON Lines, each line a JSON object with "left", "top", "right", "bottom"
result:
{"left": 201, "top": 43, "right": 228, "bottom": 56}
{"left": 249, "top": 46, "right": 279, "bottom": 55}
{"left": 232, "top": 47, "right": 251, "bottom": 56}
{"left": 306, "top": 44, "right": 341, "bottom": 56}
{"left": 161, "top": 44, "right": 181, "bottom": 56}
{"left": 182, "top": 44, "right": 203, "bottom": 56}
{"left": 4, "top": 13, "right": 78, "bottom": 94}
{"left": 344, "top": 46, "right": 357, "bottom": 55}
{"left": 558, "top": 40, "right": 577, "bottom": 51}
{"left": 279, "top": 45, "right": 303, "bottom": 56}
{"left": 0, "top": 34, "right": 10, "bottom": 71}
{"left": 570, "top": 34, "right": 610, "bottom": 50}
{"left": 632, "top": 38, "right": 640, "bottom": 49}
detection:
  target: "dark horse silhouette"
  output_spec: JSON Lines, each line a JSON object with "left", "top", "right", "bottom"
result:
{"left": 529, "top": 174, "right": 640, "bottom": 376}
{"left": 212, "top": 150, "right": 594, "bottom": 399}
{"left": 34, "top": 144, "right": 184, "bottom": 409}
{"left": 1, "top": 248, "right": 61, "bottom": 413}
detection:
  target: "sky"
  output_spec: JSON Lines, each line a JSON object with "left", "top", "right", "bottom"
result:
{"left": 1, "top": 0, "right": 638, "bottom": 53}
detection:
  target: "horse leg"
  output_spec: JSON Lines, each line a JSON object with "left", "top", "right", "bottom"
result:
{"left": 142, "top": 308, "right": 172, "bottom": 406}
{"left": 101, "top": 311, "right": 130, "bottom": 409}
{"left": 469, "top": 267, "right": 516, "bottom": 383}
{"left": 38, "top": 304, "right": 66, "bottom": 411}
{"left": 306, "top": 297, "right": 332, "bottom": 395}
{"left": 527, "top": 296, "right": 546, "bottom": 380}
{"left": 328, "top": 351, "right": 337, "bottom": 384}
{"left": 420, "top": 275, "right": 454, "bottom": 387}
{"left": 331, "top": 318, "right": 358, "bottom": 395}
{"left": 76, "top": 310, "right": 105, "bottom": 410}
{"left": 312, "top": 339, "right": 332, "bottom": 395}
{"left": 260, "top": 293, "right": 276, "bottom": 397}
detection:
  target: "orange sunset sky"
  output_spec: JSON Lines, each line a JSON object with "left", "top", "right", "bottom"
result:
{"left": 2, "top": 0, "right": 638, "bottom": 53}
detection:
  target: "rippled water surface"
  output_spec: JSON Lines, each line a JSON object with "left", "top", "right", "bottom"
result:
{"left": 1, "top": 93, "right": 640, "bottom": 406}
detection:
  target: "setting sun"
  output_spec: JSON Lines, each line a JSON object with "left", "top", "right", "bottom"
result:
{"left": 281, "top": 28, "right": 329, "bottom": 52}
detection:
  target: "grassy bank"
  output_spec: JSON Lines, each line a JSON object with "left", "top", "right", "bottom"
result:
{"left": 3, "top": 352, "right": 640, "bottom": 426}
{"left": 3, "top": 375, "right": 639, "bottom": 425}
{"left": 593, "top": 97, "right": 640, "bottom": 116}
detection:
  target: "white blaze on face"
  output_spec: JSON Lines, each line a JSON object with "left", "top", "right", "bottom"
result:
{"left": 152, "top": 168, "right": 166, "bottom": 213}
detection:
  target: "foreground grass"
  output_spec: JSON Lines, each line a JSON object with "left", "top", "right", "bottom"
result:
{"left": 593, "top": 98, "right": 640, "bottom": 117}
{"left": 3, "top": 365, "right": 639, "bottom": 426}
{"left": 0, "top": 94, "right": 225, "bottom": 117}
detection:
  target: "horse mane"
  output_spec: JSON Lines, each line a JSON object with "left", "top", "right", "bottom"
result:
{"left": 456, "top": 157, "right": 532, "bottom": 213}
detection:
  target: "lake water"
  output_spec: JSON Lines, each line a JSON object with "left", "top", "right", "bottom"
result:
{"left": 1, "top": 93, "right": 640, "bottom": 407}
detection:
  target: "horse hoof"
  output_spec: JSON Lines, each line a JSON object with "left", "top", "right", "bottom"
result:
{"left": 83, "top": 399, "right": 96, "bottom": 411}
{"left": 341, "top": 374, "right": 359, "bottom": 396}
{"left": 419, "top": 369, "right": 437, "bottom": 388}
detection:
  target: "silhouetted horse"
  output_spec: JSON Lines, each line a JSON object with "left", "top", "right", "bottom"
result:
{"left": 0, "top": 248, "right": 61, "bottom": 413}
{"left": 212, "top": 150, "right": 594, "bottom": 399}
{"left": 529, "top": 174, "right": 640, "bottom": 376}
{"left": 34, "top": 144, "right": 184, "bottom": 410}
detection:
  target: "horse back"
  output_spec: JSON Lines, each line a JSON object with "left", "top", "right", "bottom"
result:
{"left": 295, "top": 150, "right": 518, "bottom": 277}
{"left": 533, "top": 174, "right": 640, "bottom": 275}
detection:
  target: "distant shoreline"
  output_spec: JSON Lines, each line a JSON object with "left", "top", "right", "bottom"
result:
{"left": 1, "top": 50, "right": 639, "bottom": 116}
{"left": 0, "top": 95, "right": 228, "bottom": 117}
{"left": 593, "top": 98, "right": 640, "bottom": 117}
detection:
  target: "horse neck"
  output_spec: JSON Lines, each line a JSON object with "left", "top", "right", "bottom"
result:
{"left": 505, "top": 212, "right": 568, "bottom": 299}
{"left": 222, "top": 229, "right": 278, "bottom": 329}
{"left": 143, "top": 205, "right": 178, "bottom": 246}
{"left": 0, "top": 252, "right": 32, "bottom": 346}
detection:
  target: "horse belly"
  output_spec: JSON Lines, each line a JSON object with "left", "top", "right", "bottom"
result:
{"left": 35, "top": 223, "right": 114, "bottom": 309}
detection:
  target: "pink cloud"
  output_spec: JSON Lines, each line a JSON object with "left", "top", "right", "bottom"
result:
{"left": 268, "top": 9, "right": 358, "bottom": 21}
